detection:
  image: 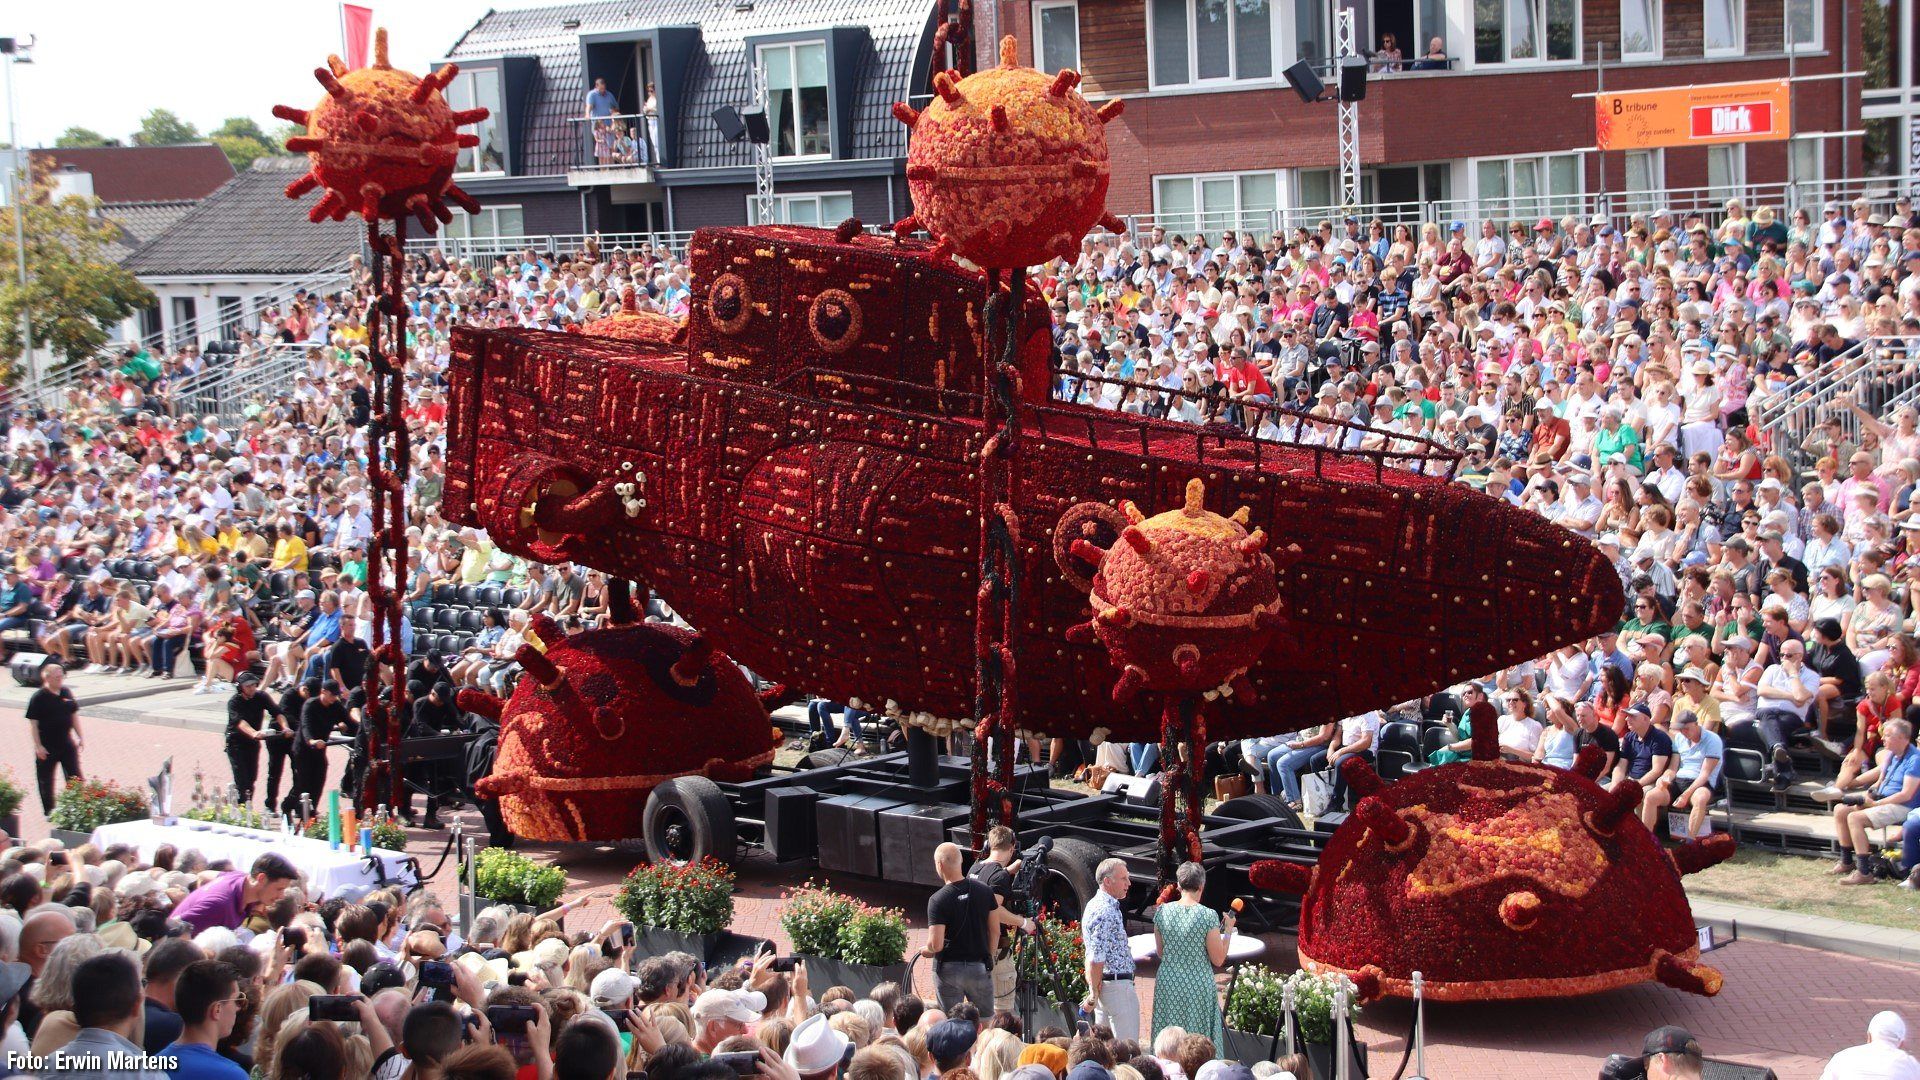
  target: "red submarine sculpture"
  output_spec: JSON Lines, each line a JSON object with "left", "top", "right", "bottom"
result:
{"left": 439, "top": 39, "right": 1619, "bottom": 752}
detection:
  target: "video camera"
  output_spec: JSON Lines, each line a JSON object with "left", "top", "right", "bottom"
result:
{"left": 1006, "top": 835, "right": 1052, "bottom": 917}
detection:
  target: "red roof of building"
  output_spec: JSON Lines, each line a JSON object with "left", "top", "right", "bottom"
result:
{"left": 30, "top": 145, "right": 235, "bottom": 205}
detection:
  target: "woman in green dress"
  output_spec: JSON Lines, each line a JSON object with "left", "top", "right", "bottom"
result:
{"left": 1150, "top": 861, "right": 1234, "bottom": 1045}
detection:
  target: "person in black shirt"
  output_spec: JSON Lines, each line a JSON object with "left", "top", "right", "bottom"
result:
{"left": 1610, "top": 705, "right": 1673, "bottom": 793}
{"left": 1806, "top": 617, "right": 1864, "bottom": 752}
{"left": 25, "top": 663, "right": 82, "bottom": 814}
{"left": 967, "top": 826, "right": 1021, "bottom": 1015}
{"left": 261, "top": 679, "right": 305, "bottom": 811}
{"left": 225, "top": 673, "right": 281, "bottom": 805}
{"left": 922, "top": 841, "right": 1027, "bottom": 1012}
{"left": 326, "top": 615, "right": 371, "bottom": 693}
{"left": 284, "top": 679, "right": 347, "bottom": 816}
{"left": 1574, "top": 700, "right": 1621, "bottom": 777}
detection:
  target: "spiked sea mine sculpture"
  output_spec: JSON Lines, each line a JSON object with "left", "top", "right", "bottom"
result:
{"left": 1250, "top": 703, "right": 1736, "bottom": 1001}
{"left": 892, "top": 36, "right": 1125, "bottom": 268}
{"left": 462, "top": 613, "right": 780, "bottom": 845}
{"left": 273, "top": 28, "right": 486, "bottom": 231}
{"left": 1059, "top": 478, "right": 1297, "bottom": 885}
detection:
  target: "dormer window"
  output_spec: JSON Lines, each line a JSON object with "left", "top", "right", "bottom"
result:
{"left": 448, "top": 68, "right": 509, "bottom": 174}
{"left": 760, "top": 42, "right": 831, "bottom": 158}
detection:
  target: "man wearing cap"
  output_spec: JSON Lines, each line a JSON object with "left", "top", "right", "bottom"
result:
{"left": 1610, "top": 705, "right": 1672, "bottom": 796}
{"left": 1527, "top": 399, "right": 1571, "bottom": 466}
{"left": 224, "top": 674, "right": 283, "bottom": 807}
{"left": 1821, "top": 1010, "right": 1920, "bottom": 1079}
{"left": 927, "top": 1017, "right": 979, "bottom": 1073}
{"left": 691, "top": 987, "right": 766, "bottom": 1053}
{"left": 1645, "top": 705, "right": 1723, "bottom": 837}
{"left": 1824, "top": 719, "right": 1920, "bottom": 885}
{"left": 1639, "top": 1025, "right": 1705, "bottom": 1080}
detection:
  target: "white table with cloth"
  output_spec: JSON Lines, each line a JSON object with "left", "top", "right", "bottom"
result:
{"left": 90, "top": 819, "right": 416, "bottom": 899}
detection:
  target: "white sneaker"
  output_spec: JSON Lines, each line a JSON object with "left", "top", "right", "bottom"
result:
{"left": 192, "top": 684, "right": 212, "bottom": 696}
{"left": 1811, "top": 785, "right": 1845, "bottom": 804}
{"left": 84, "top": 664, "right": 106, "bottom": 674}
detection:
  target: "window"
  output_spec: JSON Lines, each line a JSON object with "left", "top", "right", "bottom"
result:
{"left": 1153, "top": 171, "right": 1279, "bottom": 234}
{"left": 1475, "top": 0, "right": 1575, "bottom": 63}
{"left": 445, "top": 205, "right": 526, "bottom": 240}
{"left": 169, "top": 297, "right": 196, "bottom": 348}
{"left": 1622, "top": 150, "right": 1662, "bottom": 213}
{"left": 1702, "top": 0, "right": 1741, "bottom": 55}
{"left": 1149, "top": 0, "right": 1273, "bottom": 87}
{"left": 1472, "top": 153, "right": 1581, "bottom": 217}
{"left": 1865, "top": 117, "right": 1901, "bottom": 178}
{"left": 1788, "top": 139, "right": 1823, "bottom": 190}
{"left": 1294, "top": 0, "right": 1328, "bottom": 63}
{"left": 1784, "top": 0, "right": 1819, "bottom": 50}
{"left": 448, "top": 68, "right": 508, "bottom": 174}
{"left": 1035, "top": 1, "right": 1081, "bottom": 72}
{"left": 1706, "top": 144, "right": 1746, "bottom": 201}
{"left": 749, "top": 192, "right": 854, "bottom": 226}
{"left": 1295, "top": 168, "right": 1335, "bottom": 211}
{"left": 1619, "top": 0, "right": 1658, "bottom": 58}
{"left": 217, "top": 296, "right": 243, "bottom": 340}
{"left": 761, "top": 42, "right": 831, "bottom": 158}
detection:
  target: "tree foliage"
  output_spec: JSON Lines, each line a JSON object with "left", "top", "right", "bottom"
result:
{"left": 54, "top": 127, "right": 115, "bottom": 149}
{"left": 133, "top": 109, "right": 200, "bottom": 147}
{"left": 0, "top": 181, "right": 156, "bottom": 381}
{"left": 211, "top": 117, "right": 285, "bottom": 172}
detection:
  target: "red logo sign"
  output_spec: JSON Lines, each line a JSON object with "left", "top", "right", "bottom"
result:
{"left": 1688, "top": 102, "right": 1776, "bottom": 140}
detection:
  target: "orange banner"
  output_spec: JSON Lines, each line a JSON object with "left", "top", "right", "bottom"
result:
{"left": 1594, "top": 79, "right": 1791, "bottom": 151}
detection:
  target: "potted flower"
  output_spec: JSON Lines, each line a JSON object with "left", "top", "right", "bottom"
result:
{"left": 615, "top": 858, "right": 765, "bottom": 967}
{"left": 1222, "top": 963, "right": 1289, "bottom": 1065}
{"left": 0, "top": 769, "right": 23, "bottom": 839}
{"left": 779, "top": 882, "right": 858, "bottom": 961}
{"left": 1282, "top": 960, "right": 1359, "bottom": 1068}
{"left": 48, "top": 778, "right": 148, "bottom": 847}
{"left": 460, "top": 846, "right": 568, "bottom": 915}
{"left": 1014, "top": 914, "right": 1088, "bottom": 1032}
{"left": 184, "top": 804, "right": 270, "bottom": 831}
{"left": 816, "top": 902, "right": 910, "bottom": 999}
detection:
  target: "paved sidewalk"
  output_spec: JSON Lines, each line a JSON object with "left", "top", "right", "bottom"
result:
{"left": 6, "top": 697, "right": 1916, "bottom": 1078}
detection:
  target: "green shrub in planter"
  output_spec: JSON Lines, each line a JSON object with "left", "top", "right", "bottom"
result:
{"left": 183, "top": 804, "right": 269, "bottom": 830}
{"left": 836, "top": 905, "right": 908, "bottom": 967}
{"left": 0, "top": 770, "right": 23, "bottom": 819}
{"left": 304, "top": 816, "right": 407, "bottom": 852}
{"left": 1282, "top": 969, "right": 1362, "bottom": 1045}
{"left": 779, "top": 883, "right": 858, "bottom": 958}
{"left": 615, "top": 859, "right": 735, "bottom": 935}
{"left": 462, "top": 847, "right": 568, "bottom": 910}
{"left": 48, "top": 779, "right": 149, "bottom": 833}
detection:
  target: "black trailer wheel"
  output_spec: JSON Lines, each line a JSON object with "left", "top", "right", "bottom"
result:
{"left": 1041, "top": 837, "right": 1104, "bottom": 917}
{"left": 642, "top": 776, "right": 737, "bottom": 866}
{"left": 1209, "top": 793, "right": 1305, "bottom": 831}
{"left": 797, "top": 747, "right": 853, "bottom": 771}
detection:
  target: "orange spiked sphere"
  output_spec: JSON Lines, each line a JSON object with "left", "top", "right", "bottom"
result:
{"left": 275, "top": 28, "right": 485, "bottom": 231}
{"left": 1055, "top": 478, "right": 1290, "bottom": 702}
{"left": 1249, "top": 708, "right": 1738, "bottom": 1001}
{"left": 896, "top": 36, "right": 1118, "bottom": 269}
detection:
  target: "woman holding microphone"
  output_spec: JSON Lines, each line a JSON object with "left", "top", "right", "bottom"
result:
{"left": 1149, "top": 861, "right": 1235, "bottom": 1044}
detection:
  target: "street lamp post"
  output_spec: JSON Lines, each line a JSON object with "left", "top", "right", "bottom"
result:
{"left": 1, "top": 36, "right": 32, "bottom": 384}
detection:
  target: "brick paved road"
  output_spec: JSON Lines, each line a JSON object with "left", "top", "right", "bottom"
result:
{"left": 7, "top": 701, "right": 1913, "bottom": 1079}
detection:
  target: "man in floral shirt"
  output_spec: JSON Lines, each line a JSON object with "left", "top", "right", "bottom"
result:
{"left": 1081, "top": 858, "right": 1137, "bottom": 1040}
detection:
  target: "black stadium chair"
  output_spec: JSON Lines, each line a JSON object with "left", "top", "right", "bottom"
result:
{"left": 60, "top": 556, "right": 86, "bottom": 576}
{"left": 459, "top": 609, "right": 484, "bottom": 632}
{"left": 433, "top": 584, "right": 458, "bottom": 606}
{"left": 435, "top": 608, "right": 461, "bottom": 631}
{"left": 135, "top": 583, "right": 153, "bottom": 604}
{"left": 1375, "top": 721, "right": 1422, "bottom": 781}
{"left": 111, "top": 559, "right": 133, "bottom": 578}
{"left": 480, "top": 586, "right": 504, "bottom": 608}
{"left": 1414, "top": 726, "right": 1453, "bottom": 769}
{"left": 437, "top": 634, "right": 461, "bottom": 656}
{"left": 501, "top": 588, "right": 525, "bottom": 608}
{"left": 457, "top": 584, "right": 481, "bottom": 608}
{"left": 135, "top": 561, "right": 157, "bottom": 580}
{"left": 269, "top": 571, "right": 294, "bottom": 596}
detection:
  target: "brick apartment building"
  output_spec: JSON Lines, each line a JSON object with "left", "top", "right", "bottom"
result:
{"left": 978, "top": 0, "right": 1864, "bottom": 230}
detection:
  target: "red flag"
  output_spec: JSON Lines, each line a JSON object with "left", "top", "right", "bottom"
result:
{"left": 341, "top": 4, "right": 374, "bottom": 69}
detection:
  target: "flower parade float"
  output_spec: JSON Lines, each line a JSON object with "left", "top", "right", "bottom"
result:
{"left": 1250, "top": 703, "right": 1737, "bottom": 1001}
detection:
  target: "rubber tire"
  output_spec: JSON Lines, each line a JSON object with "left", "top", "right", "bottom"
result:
{"left": 642, "top": 776, "right": 738, "bottom": 866}
{"left": 798, "top": 747, "right": 853, "bottom": 771}
{"left": 1208, "top": 793, "right": 1305, "bottom": 832}
{"left": 1043, "top": 837, "right": 1105, "bottom": 917}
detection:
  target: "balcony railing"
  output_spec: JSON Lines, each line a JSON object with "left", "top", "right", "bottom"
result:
{"left": 568, "top": 113, "right": 659, "bottom": 180}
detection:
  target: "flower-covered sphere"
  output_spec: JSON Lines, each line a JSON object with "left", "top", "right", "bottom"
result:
{"left": 896, "top": 37, "right": 1124, "bottom": 269}
{"left": 1061, "top": 478, "right": 1287, "bottom": 703}
{"left": 464, "top": 615, "right": 779, "bottom": 842}
{"left": 274, "top": 28, "right": 486, "bottom": 231}
{"left": 1251, "top": 709, "right": 1736, "bottom": 1002}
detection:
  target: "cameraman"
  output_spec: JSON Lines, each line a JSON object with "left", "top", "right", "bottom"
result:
{"left": 1605, "top": 1026, "right": 1703, "bottom": 1080}
{"left": 922, "top": 842, "right": 1029, "bottom": 1012}
{"left": 969, "top": 827, "right": 1021, "bottom": 1014}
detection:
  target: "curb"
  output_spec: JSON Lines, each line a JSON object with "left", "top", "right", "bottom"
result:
{"left": 1691, "top": 898, "right": 1920, "bottom": 966}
